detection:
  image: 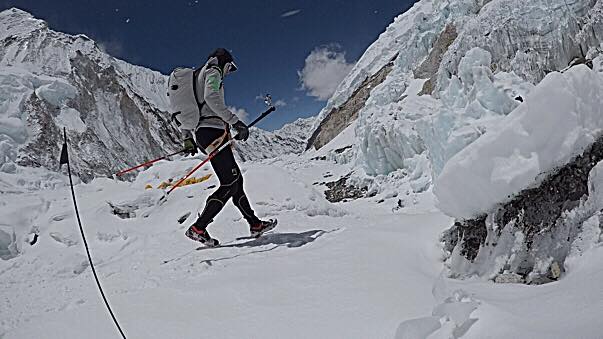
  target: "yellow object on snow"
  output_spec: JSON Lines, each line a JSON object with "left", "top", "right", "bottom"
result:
{"left": 145, "top": 184, "right": 153, "bottom": 190}
{"left": 157, "top": 181, "right": 171, "bottom": 190}
{"left": 156, "top": 174, "right": 212, "bottom": 189}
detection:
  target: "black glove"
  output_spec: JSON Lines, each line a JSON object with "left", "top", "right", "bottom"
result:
{"left": 183, "top": 138, "right": 198, "bottom": 155}
{"left": 232, "top": 121, "right": 249, "bottom": 141}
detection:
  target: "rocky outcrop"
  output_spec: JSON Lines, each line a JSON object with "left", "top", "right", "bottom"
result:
{"left": 0, "top": 8, "right": 180, "bottom": 181}
{"left": 443, "top": 134, "right": 603, "bottom": 284}
{"left": 323, "top": 173, "right": 370, "bottom": 203}
{"left": 414, "top": 24, "right": 458, "bottom": 95}
{"left": 305, "top": 56, "right": 396, "bottom": 151}
{"left": 16, "top": 51, "right": 179, "bottom": 181}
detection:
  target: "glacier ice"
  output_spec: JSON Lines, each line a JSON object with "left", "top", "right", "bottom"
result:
{"left": 309, "top": 0, "right": 601, "bottom": 211}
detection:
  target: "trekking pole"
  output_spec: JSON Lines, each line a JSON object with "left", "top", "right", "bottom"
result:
{"left": 116, "top": 149, "right": 187, "bottom": 176}
{"left": 163, "top": 105, "right": 276, "bottom": 199}
{"left": 166, "top": 139, "right": 235, "bottom": 195}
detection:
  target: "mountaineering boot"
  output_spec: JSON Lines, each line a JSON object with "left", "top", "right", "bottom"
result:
{"left": 250, "top": 219, "right": 277, "bottom": 238}
{"left": 185, "top": 225, "right": 219, "bottom": 247}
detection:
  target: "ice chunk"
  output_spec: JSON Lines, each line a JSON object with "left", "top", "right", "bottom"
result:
{"left": 0, "top": 117, "right": 27, "bottom": 144}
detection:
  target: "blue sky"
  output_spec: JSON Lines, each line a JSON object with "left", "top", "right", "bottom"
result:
{"left": 2, "top": 0, "right": 417, "bottom": 130}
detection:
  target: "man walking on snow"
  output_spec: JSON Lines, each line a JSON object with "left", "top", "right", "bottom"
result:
{"left": 168, "top": 48, "right": 276, "bottom": 246}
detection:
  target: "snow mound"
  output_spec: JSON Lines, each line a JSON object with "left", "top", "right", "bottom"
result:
{"left": 435, "top": 65, "right": 603, "bottom": 219}
{"left": 244, "top": 164, "right": 347, "bottom": 218}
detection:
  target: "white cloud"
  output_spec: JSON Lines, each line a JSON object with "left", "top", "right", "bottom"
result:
{"left": 228, "top": 106, "right": 249, "bottom": 122}
{"left": 298, "top": 45, "right": 354, "bottom": 101}
{"left": 281, "top": 9, "right": 302, "bottom": 18}
{"left": 274, "top": 99, "right": 287, "bottom": 107}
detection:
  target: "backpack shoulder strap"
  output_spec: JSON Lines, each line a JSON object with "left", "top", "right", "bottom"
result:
{"left": 206, "top": 64, "right": 224, "bottom": 79}
{"left": 192, "top": 67, "right": 205, "bottom": 111}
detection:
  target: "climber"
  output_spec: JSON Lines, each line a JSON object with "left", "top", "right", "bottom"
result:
{"left": 167, "top": 48, "right": 276, "bottom": 246}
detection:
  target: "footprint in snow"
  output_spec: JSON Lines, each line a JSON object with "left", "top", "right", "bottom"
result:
{"left": 395, "top": 289, "right": 479, "bottom": 339}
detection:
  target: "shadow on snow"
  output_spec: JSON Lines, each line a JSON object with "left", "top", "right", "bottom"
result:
{"left": 162, "top": 229, "right": 338, "bottom": 265}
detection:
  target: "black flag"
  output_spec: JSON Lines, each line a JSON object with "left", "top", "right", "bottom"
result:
{"left": 59, "top": 127, "right": 69, "bottom": 166}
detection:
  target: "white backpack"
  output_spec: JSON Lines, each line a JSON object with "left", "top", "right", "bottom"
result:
{"left": 167, "top": 67, "right": 203, "bottom": 130}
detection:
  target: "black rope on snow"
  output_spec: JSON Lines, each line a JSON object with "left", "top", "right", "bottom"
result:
{"left": 61, "top": 128, "right": 127, "bottom": 339}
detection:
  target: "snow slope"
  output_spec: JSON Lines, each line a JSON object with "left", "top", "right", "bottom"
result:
{"left": 2, "top": 150, "right": 603, "bottom": 338}
{"left": 0, "top": 153, "right": 447, "bottom": 338}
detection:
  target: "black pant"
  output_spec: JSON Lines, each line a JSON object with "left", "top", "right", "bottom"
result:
{"left": 193, "top": 127, "right": 260, "bottom": 227}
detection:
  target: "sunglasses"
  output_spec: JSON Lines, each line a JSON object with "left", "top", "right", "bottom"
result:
{"left": 224, "top": 61, "right": 238, "bottom": 74}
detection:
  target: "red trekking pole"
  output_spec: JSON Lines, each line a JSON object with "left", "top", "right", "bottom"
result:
{"left": 166, "top": 139, "right": 235, "bottom": 194}
{"left": 160, "top": 104, "right": 276, "bottom": 202}
{"left": 115, "top": 149, "right": 186, "bottom": 176}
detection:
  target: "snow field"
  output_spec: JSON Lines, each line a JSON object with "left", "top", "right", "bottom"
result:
{"left": 0, "top": 156, "right": 451, "bottom": 338}
{"left": 2, "top": 142, "right": 603, "bottom": 338}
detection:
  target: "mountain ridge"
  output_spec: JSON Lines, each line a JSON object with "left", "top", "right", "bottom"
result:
{"left": 0, "top": 7, "right": 312, "bottom": 181}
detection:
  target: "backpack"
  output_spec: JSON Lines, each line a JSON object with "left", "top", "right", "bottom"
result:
{"left": 167, "top": 67, "right": 204, "bottom": 130}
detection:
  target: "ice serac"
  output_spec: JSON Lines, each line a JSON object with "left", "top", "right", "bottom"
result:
{"left": 434, "top": 0, "right": 602, "bottom": 91}
{"left": 436, "top": 64, "right": 603, "bottom": 283}
{"left": 304, "top": 0, "right": 602, "bottom": 201}
{"left": 0, "top": 8, "right": 179, "bottom": 181}
{"left": 300, "top": 0, "right": 603, "bottom": 282}
{"left": 305, "top": 59, "right": 394, "bottom": 151}
{"left": 306, "top": 0, "right": 479, "bottom": 153}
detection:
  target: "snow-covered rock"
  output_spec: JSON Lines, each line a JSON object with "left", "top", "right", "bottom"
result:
{"left": 441, "top": 140, "right": 603, "bottom": 283}
{"left": 435, "top": 63, "right": 603, "bottom": 283}
{"left": 435, "top": 65, "right": 603, "bottom": 220}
